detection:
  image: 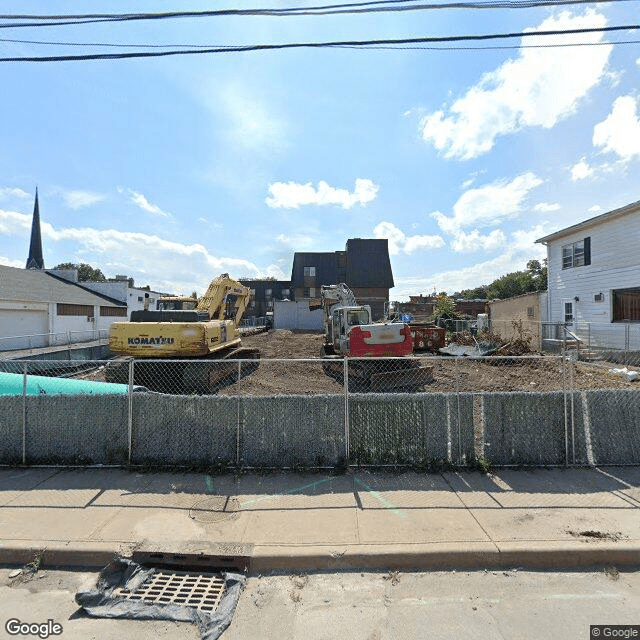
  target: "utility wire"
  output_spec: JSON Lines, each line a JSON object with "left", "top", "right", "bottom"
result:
{"left": 0, "top": 35, "right": 636, "bottom": 51}
{"left": 350, "top": 38, "right": 640, "bottom": 49}
{"left": 0, "top": 24, "right": 636, "bottom": 62}
{"left": 0, "top": 0, "right": 637, "bottom": 28}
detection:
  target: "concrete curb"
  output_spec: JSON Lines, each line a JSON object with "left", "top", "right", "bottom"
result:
{"left": 2, "top": 540, "right": 640, "bottom": 573}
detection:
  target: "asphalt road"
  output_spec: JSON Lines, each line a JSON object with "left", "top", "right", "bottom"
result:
{"left": 1, "top": 567, "right": 638, "bottom": 640}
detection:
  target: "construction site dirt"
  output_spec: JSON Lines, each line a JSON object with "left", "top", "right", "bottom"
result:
{"left": 220, "top": 330, "right": 637, "bottom": 396}
{"left": 80, "top": 330, "right": 639, "bottom": 395}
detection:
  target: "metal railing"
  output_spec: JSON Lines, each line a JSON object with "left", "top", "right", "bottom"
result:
{"left": 0, "top": 329, "right": 110, "bottom": 353}
{"left": 1, "top": 353, "right": 639, "bottom": 468}
{"left": 539, "top": 322, "right": 640, "bottom": 366}
{"left": 239, "top": 317, "right": 267, "bottom": 328}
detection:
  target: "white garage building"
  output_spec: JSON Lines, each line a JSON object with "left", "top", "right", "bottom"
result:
{"left": 0, "top": 265, "right": 127, "bottom": 351}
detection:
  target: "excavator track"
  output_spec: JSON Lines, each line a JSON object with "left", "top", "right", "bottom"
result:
{"left": 105, "top": 348, "right": 260, "bottom": 394}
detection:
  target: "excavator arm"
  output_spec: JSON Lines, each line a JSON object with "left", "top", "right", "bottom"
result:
{"left": 196, "top": 273, "right": 251, "bottom": 325}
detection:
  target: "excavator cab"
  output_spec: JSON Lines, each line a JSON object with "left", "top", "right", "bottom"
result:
{"left": 157, "top": 297, "right": 197, "bottom": 311}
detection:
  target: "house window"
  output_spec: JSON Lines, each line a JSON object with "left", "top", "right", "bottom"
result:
{"left": 562, "top": 237, "right": 590, "bottom": 269}
{"left": 138, "top": 296, "right": 143, "bottom": 302}
{"left": 282, "top": 289, "right": 290, "bottom": 297}
{"left": 57, "top": 304, "right": 93, "bottom": 317}
{"left": 527, "top": 306, "right": 534, "bottom": 318}
{"left": 612, "top": 288, "right": 640, "bottom": 322}
{"left": 303, "top": 287, "right": 316, "bottom": 297}
{"left": 564, "top": 302, "right": 573, "bottom": 323}
{"left": 265, "top": 289, "right": 272, "bottom": 297}
{"left": 100, "top": 306, "right": 127, "bottom": 317}
{"left": 303, "top": 266, "right": 316, "bottom": 277}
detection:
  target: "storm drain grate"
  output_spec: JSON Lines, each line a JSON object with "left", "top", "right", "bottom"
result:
{"left": 113, "top": 570, "right": 226, "bottom": 612}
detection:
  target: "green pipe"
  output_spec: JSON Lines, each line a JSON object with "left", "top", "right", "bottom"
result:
{"left": 0, "top": 371, "right": 145, "bottom": 396}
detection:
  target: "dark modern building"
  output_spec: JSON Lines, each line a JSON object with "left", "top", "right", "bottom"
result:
{"left": 239, "top": 279, "right": 292, "bottom": 319}
{"left": 290, "top": 238, "right": 394, "bottom": 319}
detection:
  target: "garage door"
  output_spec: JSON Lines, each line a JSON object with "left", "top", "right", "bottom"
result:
{"left": 0, "top": 309, "right": 48, "bottom": 350}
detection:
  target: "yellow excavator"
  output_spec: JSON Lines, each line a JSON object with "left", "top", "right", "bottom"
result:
{"left": 105, "top": 273, "right": 259, "bottom": 392}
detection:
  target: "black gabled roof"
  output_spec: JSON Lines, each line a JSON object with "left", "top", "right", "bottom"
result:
{"left": 290, "top": 238, "right": 394, "bottom": 289}
{"left": 345, "top": 238, "right": 394, "bottom": 288}
{"left": 290, "top": 251, "right": 340, "bottom": 285}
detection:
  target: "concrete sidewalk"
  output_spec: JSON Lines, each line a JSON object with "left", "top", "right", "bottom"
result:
{"left": 0, "top": 466, "right": 639, "bottom": 572}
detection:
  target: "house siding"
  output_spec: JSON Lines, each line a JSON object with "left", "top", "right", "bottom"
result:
{"left": 541, "top": 202, "right": 640, "bottom": 350}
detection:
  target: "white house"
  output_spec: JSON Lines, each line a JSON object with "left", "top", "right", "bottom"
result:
{"left": 74, "top": 275, "right": 167, "bottom": 314}
{"left": 536, "top": 199, "right": 640, "bottom": 349}
{"left": 0, "top": 265, "right": 127, "bottom": 351}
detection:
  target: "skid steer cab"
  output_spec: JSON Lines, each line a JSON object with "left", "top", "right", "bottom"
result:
{"left": 328, "top": 305, "right": 413, "bottom": 358}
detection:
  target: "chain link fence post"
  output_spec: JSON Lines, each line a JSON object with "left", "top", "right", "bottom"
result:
{"left": 454, "top": 357, "right": 462, "bottom": 464}
{"left": 127, "top": 359, "right": 134, "bottom": 466}
{"left": 562, "top": 336, "right": 569, "bottom": 467}
{"left": 22, "top": 361, "right": 27, "bottom": 465}
{"left": 625, "top": 323, "right": 630, "bottom": 365}
{"left": 570, "top": 354, "right": 576, "bottom": 465}
{"left": 237, "top": 360, "right": 241, "bottom": 467}
{"left": 344, "top": 356, "right": 350, "bottom": 467}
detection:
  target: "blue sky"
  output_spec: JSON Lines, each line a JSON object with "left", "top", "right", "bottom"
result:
{"left": 0, "top": 1, "right": 639, "bottom": 298}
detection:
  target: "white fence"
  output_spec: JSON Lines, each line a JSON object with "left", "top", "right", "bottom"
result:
{"left": 0, "top": 329, "right": 110, "bottom": 352}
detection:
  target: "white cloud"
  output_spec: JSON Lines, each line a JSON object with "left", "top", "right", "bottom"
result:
{"left": 0, "top": 208, "right": 31, "bottom": 235}
{"left": 533, "top": 202, "right": 561, "bottom": 212}
{"left": 0, "top": 207, "right": 268, "bottom": 293}
{"left": 373, "top": 221, "right": 444, "bottom": 255}
{"left": 432, "top": 172, "right": 542, "bottom": 234}
{"left": 392, "top": 225, "right": 549, "bottom": 297}
{"left": 0, "top": 255, "right": 24, "bottom": 268}
{"left": 593, "top": 95, "right": 640, "bottom": 161}
{"left": 450, "top": 229, "right": 506, "bottom": 253}
{"left": 266, "top": 179, "right": 379, "bottom": 210}
{"left": 277, "top": 233, "right": 315, "bottom": 249}
{"left": 588, "top": 204, "right": 603, "bottom": 212}
{"left": 0, "top": 187, "right": 30, "bottom": 200}
{"left": 118, "top": 187, "right": 171, "bottom": 218}
{"left": 570, "top": 158, "right": 595, "bottom": 181}
{"left": 420, "top": 10, "right": 612, "bottom": 160}
{"left": 60, "top": 189, "right": 104, "bottom": 210}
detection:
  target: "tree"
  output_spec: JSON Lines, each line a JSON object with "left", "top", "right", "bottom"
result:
{"left": 432, "top": 294, "right": 458, "bottom": 320}
{"left": 53, "top": 262, "right": 106, "bottom": 282}
{"left": 457, "top": 258, "right": 547, "bottom": 300}
{"left": 431, "top": 294, "right": 461, "bottom": 332}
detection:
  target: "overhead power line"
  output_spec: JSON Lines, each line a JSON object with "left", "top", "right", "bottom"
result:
{"left": 0, "top": 23, "right": 636, "bottom": 62}
{"left": 0, "top": 35, "right": 637, "bottom": 51}
{"left": 0, "top": 0, "right": 637, "bottom": 28}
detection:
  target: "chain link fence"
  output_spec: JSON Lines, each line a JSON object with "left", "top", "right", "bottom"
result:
{"left": 0, "top": 354, "right": 638, "bottom": 468}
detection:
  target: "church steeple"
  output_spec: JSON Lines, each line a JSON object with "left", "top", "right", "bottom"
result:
{"left": 26, "top": 187, "right": 44, "bottom": 270}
